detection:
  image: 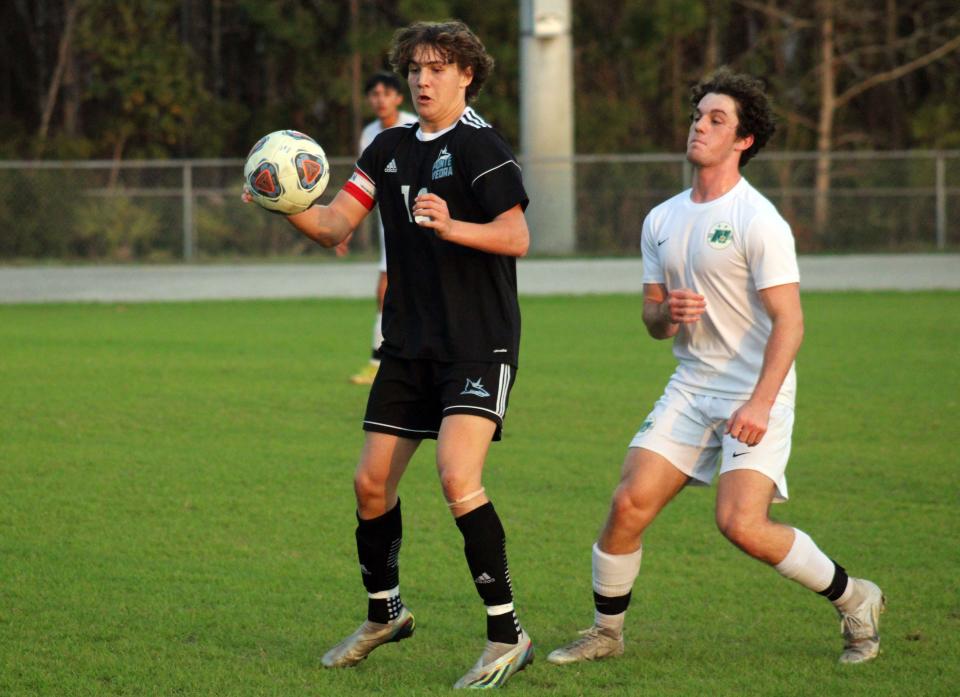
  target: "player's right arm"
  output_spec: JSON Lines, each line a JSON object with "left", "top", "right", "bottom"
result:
{"left": 285, "top": 190, "right": 369, "bottom": 248}
{"left": 642, "top": 283, "right": 705, "bottom": 339}
{"left": 642, "top": 283, "right": 676, "bottom": 339}
{"left": 639, "top": 211, "right": 705, "bottom": 339}
{"left": 280, "top": 133, "right": 384, "bottom": 249}
{"left": 333, "top": 122, "right": 376, "bottom": 256}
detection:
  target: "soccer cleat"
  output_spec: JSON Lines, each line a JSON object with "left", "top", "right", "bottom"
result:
{"left": 453, "top": 631, "right": 534, "bottom": 689}
{"left": 321, "top": 606, "right": 415, "bottom": 668}
{"left": 546, "top": 625, "right": 624, "bottom": 665}
{"left": 349, "top": 361, "right": 380, "bottom": 385}
{"left": 838, "top": 578, "right": 885, "bottom": 664}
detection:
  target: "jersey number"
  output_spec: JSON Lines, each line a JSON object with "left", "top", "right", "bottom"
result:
{"left": 401, "top": 185, "right": 428, "bottom": 223}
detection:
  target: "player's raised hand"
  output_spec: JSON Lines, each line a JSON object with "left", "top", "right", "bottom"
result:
{"left": 413, "top": 192, "right": 452, "bottom": 238}
{"left": 725, "top": 399, "right": 770, "bottom": 446}
{"left": 664, "top": 288, "right": 706, "bottom": 324}
{"left": 240, "top": 184, "right": 254, "bottom": 204}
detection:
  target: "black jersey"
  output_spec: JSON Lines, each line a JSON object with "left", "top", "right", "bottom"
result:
{"left": 344, "top": 107, "right": 528, "bottom": 366}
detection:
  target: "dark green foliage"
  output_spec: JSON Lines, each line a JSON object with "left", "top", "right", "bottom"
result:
{"left": 2, "top": 1, "right": 959, "bottom": 159}
{"left": 0, "top": 169, "right": 85, "bottom": 257}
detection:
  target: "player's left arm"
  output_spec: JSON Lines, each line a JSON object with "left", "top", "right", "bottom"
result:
{"left": 726, "top": 282, "right": 804, "bottom": 445}
{"left": 412, "top": 194, "right": 529, "bottom": 257}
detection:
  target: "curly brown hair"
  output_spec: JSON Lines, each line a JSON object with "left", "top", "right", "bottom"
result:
{"left": 690, "top": 68, "right": 776, "bottom": 167}
{"left": 389, "top": 21, "right": 494, "bottom": 103}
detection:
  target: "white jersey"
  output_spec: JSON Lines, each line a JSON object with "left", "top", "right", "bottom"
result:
{"left": 641, "top": 177, "right": 800, "bottom": 407}
{"left": 360, "top": 112, "right": 418, "bottom": 270}
{"left": 360, "top": 111, "right": 418, "bottom": 154}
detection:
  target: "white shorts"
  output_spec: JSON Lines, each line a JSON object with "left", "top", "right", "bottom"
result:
{"left": 628, "top": 383, "right": 793, "bottom": 501}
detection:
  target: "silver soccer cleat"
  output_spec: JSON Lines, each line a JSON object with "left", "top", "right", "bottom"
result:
{"left": 453, "top": 631, "right": 534, "bottom": 689}
{"left": 546, "top": 625, "right": 624, "bottom": 665}
{"left": 838, "top": 578, "right": 885, "bottom": 664}
{"left": 321, "top": 606, "right": 416, "bottom": 668}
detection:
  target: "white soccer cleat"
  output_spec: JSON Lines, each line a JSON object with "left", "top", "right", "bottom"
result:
{"left": 546, "top": 625, "right": 624, "bottom": 665}
{"left": 838, "top": 578, "right": 885, "bottom": 664}
{"left": 453, "top": 631, "right": 534, "bottom": 689}
{"left": 321, "top": 606, "right": 415, "bottom": 668}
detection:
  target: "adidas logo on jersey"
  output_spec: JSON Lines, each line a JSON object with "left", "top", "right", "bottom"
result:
{"left": 474, "top": 573, "right": 495, "bottom": 584}
{"left": 384, "top": 159, "right": 397, "bottom": 173}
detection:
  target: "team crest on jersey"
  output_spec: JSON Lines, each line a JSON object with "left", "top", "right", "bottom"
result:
{"left": 432, "top": 146, "right": 453, "bottom": 180}
{"left": 461, "top": 378, "right": 490, "bottom": 398}
{"left": 707, "top": 222, "right": 734, "bottom": 249}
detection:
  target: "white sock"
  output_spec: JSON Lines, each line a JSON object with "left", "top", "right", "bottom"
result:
{"left": 834, "top": 580, "right": 858, "bottom": 611}
{"left": 592, "top": 543, "right": 642, "bottom": 634}
{"left": 595, "top": 608, "right": 626, "bottom": 635}
{"left": 773, "top": 528, "right": 835, "bottom": 593}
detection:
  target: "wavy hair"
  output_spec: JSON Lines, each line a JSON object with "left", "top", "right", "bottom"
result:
{"left": 389, "top": 21, "right": 494, "bottom": 102}
{"left": 690, "top": 68, "right": 776, "bottom": 167}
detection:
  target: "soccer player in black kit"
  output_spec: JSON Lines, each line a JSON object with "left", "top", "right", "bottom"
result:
{"left": 245, "top": 21, "right": 533, "bottom": 689}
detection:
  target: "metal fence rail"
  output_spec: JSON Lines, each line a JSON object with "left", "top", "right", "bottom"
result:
{"left": 0, "top": 151, "right": 957, "bottom": 261}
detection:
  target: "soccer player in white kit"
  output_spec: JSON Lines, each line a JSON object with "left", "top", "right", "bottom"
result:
{"left": 341, "top": 72, "right": 418, "bottom": 385}
{"left": 548, "top": 68, "right": 885, "bottom": 667}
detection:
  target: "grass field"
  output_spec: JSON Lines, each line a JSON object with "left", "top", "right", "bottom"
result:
{"left": 1, "top": 292, "right": 958, "bottom": 696}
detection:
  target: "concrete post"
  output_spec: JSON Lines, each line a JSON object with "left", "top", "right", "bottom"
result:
{"left": 182, "top": 162, "right": 195, "bottom": 261}
{"left": 520, "top": 0, "right": 576, "bottom": 254}
{"left": 935, "top": 153, "right": 946, "bottom": 250}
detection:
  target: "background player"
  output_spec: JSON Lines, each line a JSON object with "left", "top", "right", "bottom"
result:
{"left": 246, "top": 21, "right": 534, "bottom": 689}
{"left": 547, "top": 68, "right": 885, "bottom": 668}
{"left": 338, "top": 71, "right": 417, "bottom": 385}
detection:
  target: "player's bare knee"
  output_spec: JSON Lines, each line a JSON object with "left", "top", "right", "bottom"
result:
{"left": 715, "top": 507, "right": 737, "bottom": 538}
{"left": 439, "top": 476, "right": 476, "bottom": 504}
{"left": 610, "top": 486, "right": 654, "bottom": 533}
{"left": 434, "top": 466, "right": 463, "bottom": 500}
{"left": 353, "top": 469, "right": 388, "bottom": 504}
{"left": 716, "top": 513, "right": 764, "bottom": 553}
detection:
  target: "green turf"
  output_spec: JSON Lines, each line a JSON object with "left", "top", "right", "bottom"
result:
{"left": 1, "top": 293, "right": 958, "bottom": 696}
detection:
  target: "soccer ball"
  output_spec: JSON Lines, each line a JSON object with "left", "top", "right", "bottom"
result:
{"left": 243, "top": 130, "right": 330, "bottom": 215}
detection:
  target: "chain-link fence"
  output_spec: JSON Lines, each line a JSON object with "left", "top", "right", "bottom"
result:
{"left": 0, "top": 151, "right": 957, "bottom": 262}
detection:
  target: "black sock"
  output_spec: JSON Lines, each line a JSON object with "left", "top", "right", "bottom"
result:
{"left": 456, "top": 502, "right": 521, "bottom": 644}
{"left": 817, "top": 560, "right": 849, "bottom": 602}
{"left": 355, "top": 500, "right": 403, "bottom": 623}
{"left": 594, "top": 590, "right": 632, "bottom": 616}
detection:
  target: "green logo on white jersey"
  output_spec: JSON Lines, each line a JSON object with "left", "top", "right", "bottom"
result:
{"left": 708, "top": 222, "right": 734, "bottom": 249}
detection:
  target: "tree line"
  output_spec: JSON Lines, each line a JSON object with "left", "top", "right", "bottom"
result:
{"left": 3, "top": 0, "right": 959, "bottom": 164}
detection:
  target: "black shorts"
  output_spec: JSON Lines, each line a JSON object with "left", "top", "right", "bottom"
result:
{"left": 363, "top": 355, "right": 517, "bottom": 441}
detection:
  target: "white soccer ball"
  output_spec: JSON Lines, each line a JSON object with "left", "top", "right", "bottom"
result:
{"left": 243, "top": 130, "right": 330, "bottom": 215}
